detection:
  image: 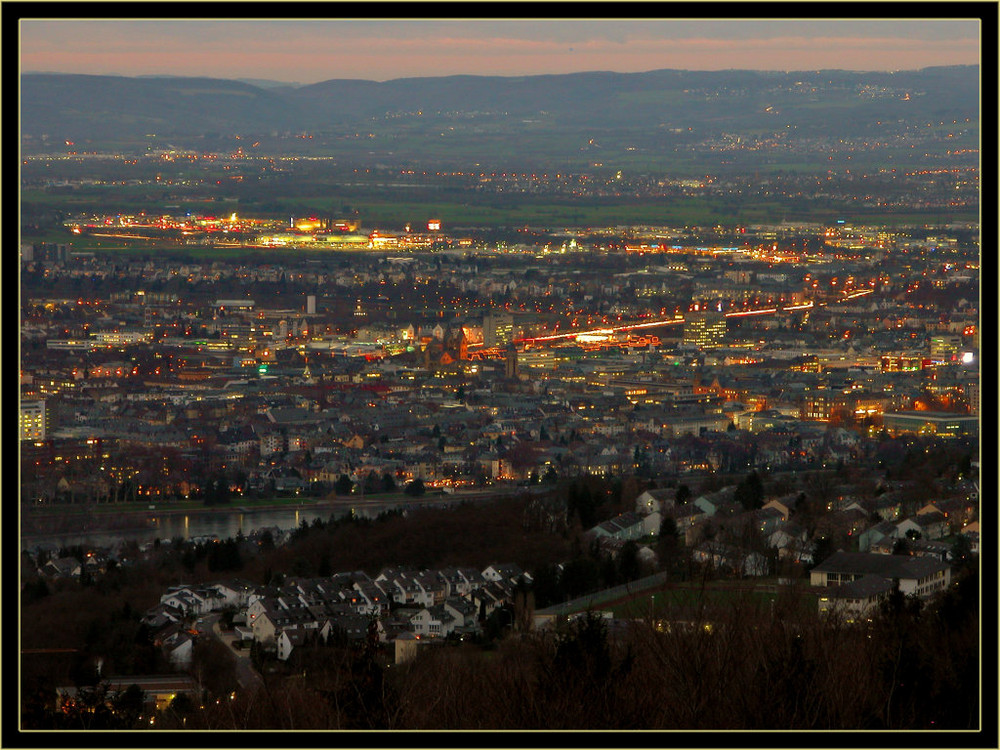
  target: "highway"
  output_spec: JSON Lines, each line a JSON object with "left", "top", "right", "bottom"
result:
{"left": 466, "top": 288, "right": 875, "bottom": 353}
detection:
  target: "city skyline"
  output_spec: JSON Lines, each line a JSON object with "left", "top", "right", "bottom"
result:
{"left": 19, "top": 17, "right": 981, "bottom": 84}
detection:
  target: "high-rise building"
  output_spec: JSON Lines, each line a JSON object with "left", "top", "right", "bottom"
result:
{"left": 20, "top": 399, "right": 48, "bottom": 440}
{"left": 964, "top": 379, "right": 979, "bottom": 415}
{"left": 306, "top": 295, "right": 316, "bottom": 315}
{"left": 929, "top": 334, "right": 962, "bottom": 360}
{"left": 483, "top": 312, "right": 514, "bottom": 348}
{"left": 504, "top": 343, "right": 519, "bottom": 379}
{"left": 682, "top": 312, "right": 726, "bottom": 350}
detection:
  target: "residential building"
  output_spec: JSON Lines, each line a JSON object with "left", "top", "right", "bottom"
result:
{"left": 809, "top": 551, "right": 951, "bottom": 598}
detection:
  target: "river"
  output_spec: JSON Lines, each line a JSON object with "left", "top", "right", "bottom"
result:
{"left": 20, "top": 495, "right": 485, "bottom": 551}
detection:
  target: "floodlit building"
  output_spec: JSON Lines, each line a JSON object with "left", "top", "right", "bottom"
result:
{"left": 881, "top": 411, "right": 979, "bottom": 438}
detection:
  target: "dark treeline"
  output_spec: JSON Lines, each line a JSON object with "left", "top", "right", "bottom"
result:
{"left": 21, "top": 469, "right": 982, "bottom": 732}
{"left": 118, "top": 563, "right": 977, "bottom": 732}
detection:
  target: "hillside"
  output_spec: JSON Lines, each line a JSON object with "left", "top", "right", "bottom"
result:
{"left": 21, "top": 67, "right": 978, "bottom": 137}
{"left": 20, "top": 67, "right": 979, "bottom": 172}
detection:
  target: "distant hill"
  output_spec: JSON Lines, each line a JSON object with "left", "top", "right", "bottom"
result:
{"left": 20, "top": 67, "right": 979, "bottom": 160}
{"left": 20, "top": 74, "right": 314, "bottom": 139}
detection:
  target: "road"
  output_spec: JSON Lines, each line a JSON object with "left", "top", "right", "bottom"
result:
{"left": 198, "top": 612, "right": 264, "bottom": 693}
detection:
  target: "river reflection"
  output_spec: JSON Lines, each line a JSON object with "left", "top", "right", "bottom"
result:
{"left": 21, "top": 495, "right": 491, "bottom": 551}
{"left": 23, "top": 503, "right": 387, "bottom": 551}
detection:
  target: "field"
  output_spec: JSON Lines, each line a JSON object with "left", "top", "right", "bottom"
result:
{"left": 607, "top": 579, "right": 819, "bottom": 620}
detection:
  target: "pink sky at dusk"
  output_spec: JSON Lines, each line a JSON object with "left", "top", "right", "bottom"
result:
{"left": 19, "top": 19, "right": 980, "bottom": 83}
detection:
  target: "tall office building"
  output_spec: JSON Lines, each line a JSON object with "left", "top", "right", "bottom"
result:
{"left": 20, "top": 399, "right": 48, "bottom": 440}
{"left": 683, "top": 312, "right": 727, "bottom": 350}
{"left": 929, "top": 334, "right": 962, "bottom": 360}
{"left": 483, "top": 312, "right": 514, "bottom": 348}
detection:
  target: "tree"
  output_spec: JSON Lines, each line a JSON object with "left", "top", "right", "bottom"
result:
{"left": 810, "top": 536, "right": 836, "bottom": 569}
{"left": 950, "top": 534, "right": 972, "bottom": 569}
{"left": 619, "top": 540, "right": 642, "bottom": 582}
{"left": 530, "top": 563, "right": 563, "bottom": 609}
{"left": 112, "top": 683, "right": 145, "bottom": 728}
{"left": 334, "top": 474, "right": 354, "bottom": 495}
{"left": 259, "top": 529, "right": 275, "bottom": 552}
{"left": 559, "top": 556, "right": 601, "bottom": 599}
{"left": 659, "top": 515, "right": 678, "bottom": 540}
{"left": 404, "top": 478, "right": 425, "bottom": 497}
{"left": 633, "top": 446, "right": 651, "bottom": 477}
{"left": 380, "top": 473, "right": 397, "bottom": 493}
{"left": 191, "top": 638, "right": 239, "bottom": 698}
{"left": 734, "top": 471, "right": 765, "bottom": 511}
{"left": 567, "top": 480, "right": 598, "bottom": 529}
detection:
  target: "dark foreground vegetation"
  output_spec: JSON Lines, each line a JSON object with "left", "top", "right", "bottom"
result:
{"left": 20, "top": 468, "right": 982, "bottom": 733}
{"left": 23, "top": 564, "right": 978, "bottom": 731}
{"left": 379, "top": 572, "right": 977, "bottom": 731}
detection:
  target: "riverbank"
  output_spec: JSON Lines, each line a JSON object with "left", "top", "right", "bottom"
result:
{"left": 20, "top": 489, "right": 504, "bottom": 542}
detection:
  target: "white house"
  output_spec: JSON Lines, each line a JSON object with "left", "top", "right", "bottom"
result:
{"left": 155, "top": 625, "right": 194, "bottom": 668}
{"left": 159, "top": 587, "right": 213, "bottom": 617}
{"left": 442, "top": 597, "right": 479, "bottom": 630}
{"left": 692, "top": 486, "right": 738, "bottom": 517}
{"left": 482, "top": 563, "right": 530, "bottom": 586}
{"left": 896, "top": 511, "right": 949, "bottom": 541}
{"left": 634, "top": 488, "right": 676, "bottom": 516}
{"left": 208, "top": 579, "right": 257, "bottom": 609}
{"left": 276, "top": 627, "right": 310, "bottom": 661}
{"left": 857, "top": 520, "right": 901, "bottom": 553}
{"left": 409, "top": 606, "right": 458, "bottom": 638}
{"left": 588, "top": 511, "right": 660, "bottom": 542}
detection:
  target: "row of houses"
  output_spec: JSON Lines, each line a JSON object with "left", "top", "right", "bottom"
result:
{"left": 141, "top": 564, "right": 530, "bottom": 665}
{"left": 625, "top": 483, "right": 975, "bottom": 573}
